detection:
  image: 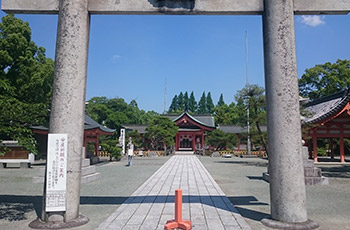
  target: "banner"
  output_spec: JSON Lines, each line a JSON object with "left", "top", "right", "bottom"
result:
{"left": 46, "top": 134, "right": 68, "bottom": 212}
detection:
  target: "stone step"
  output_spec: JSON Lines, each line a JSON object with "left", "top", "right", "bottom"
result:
{"left": 175, "top": 151, "right": 194, "bottom": 155}
{"left": 81, "top": 172, "right": 101, "bottom": 184}
{"left": 81, "top": 165, "right": 96, "bottom": 176}
{"left": 305, "top": 176, "right": 329, "bottom": 186}
{"left": 304, "top": 167, "right": 322, "bottom": 177}
{"left": 82, "top": 158, "right": 91, "bottom": 167}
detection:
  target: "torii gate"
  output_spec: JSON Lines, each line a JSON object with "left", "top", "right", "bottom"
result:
{"left": 2, "top": 0, "right": 349, "bottom": 229}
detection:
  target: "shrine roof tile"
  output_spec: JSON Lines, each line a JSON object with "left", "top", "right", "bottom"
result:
{"left": 166, "top": 112, "right": 215, "bottom": 128}
{"left": 303, "top": 89, "right": 350, "bottom": 124}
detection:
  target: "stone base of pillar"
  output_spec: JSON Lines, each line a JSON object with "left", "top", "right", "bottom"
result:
{"left": 29, "top": 215, "right": 89, "bottom": 229}
{"left": 261, "top": 218, "right": 319, "bottom": 230}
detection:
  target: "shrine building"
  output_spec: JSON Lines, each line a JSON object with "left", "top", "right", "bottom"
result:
{"left": 123, "top": 112, "right": 215, "bottom": 153}
{"left": 302, "top": 89, "right": 350, "bottom": 162}
{"left": 166, "top": 112, "right": 215, "bottom": 152}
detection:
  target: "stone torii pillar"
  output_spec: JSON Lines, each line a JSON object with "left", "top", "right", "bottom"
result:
{"left": 2, "top": 0, "right": 350, "bottom": 228}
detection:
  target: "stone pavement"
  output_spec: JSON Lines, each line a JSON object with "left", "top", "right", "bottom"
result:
{"left": 97, "top": 155, "right": 251, "bottom": 230}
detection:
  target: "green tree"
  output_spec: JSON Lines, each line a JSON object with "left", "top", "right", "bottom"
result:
{"left": 188, "top": 91, "right": 197, "bottom": 113}
{"left": 206, "top": 92, "right": 215, "bottom": 114}
{"left": 139, "top": 110, "right": 158, "bottom": 124}
{"left": 168, "top": 95, "right": 178, "bottom": 113}
{"left": 177, "top": 92, "right": 184, "bottom": 112}
{"left": 235, "top": 84, "right": 268, "bottom": 153}
{"left": 214, "top": 103, "right": 240, "bottom": 125}
{"left": 217, "top": 93, "right": 225, "bottom": 107}
{"left": 183, "top": 92, "right": 189, "bottom": 111}
{"left": 0, "top": 15, "right": 54, "bottom": 154}
{"left": 87, "top": 97, "right": 142, "bottom": 133}
{"left": 197, "top": 92, "right": 207, "bottom": 114}
{"left": 145, "top": 116, "right": 178, "bottom": 150}
{"left": 299, "top": 59, "right": 350, "bottom": 100}
{"left": 207, "top": 129, "right": 237, "bottom": 150}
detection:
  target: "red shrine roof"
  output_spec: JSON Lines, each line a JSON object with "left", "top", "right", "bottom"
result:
{"left": 166, "top": 112, "right": 215, "bottom": 129}
{"left": 302, "top": 89, "right": 350, "bottom": 125}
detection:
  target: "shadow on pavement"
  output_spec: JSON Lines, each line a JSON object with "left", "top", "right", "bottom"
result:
{"left": 228, "top": 196, "right": 270, "bottom": 221}
{"left": 1, "top": 194, "right": 266, "bottom": 219}
{"left": 0, "top": 195, "right": 41, "bottom": 221}
{"left": 235, "top": 206, "right": 270, "bottom": 221}
{"left": 318, "top": 165, "right": 350, "bottom": 178}
{"left": 228, "top": 196, "right": 268, "bottom": 206}
{"left": 247, "top": 176, "right": 265, "bottom": 181}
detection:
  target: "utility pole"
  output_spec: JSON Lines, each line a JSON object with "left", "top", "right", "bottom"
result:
{"left": 164, "top": 78, "right": 167, "bottom": 114}
{"left": 245, "top": 30, "right": 251, "bottom": 155}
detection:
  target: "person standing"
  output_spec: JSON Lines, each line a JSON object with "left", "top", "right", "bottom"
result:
{"left": 127, "top": 137, "right": 134, "bottom": 166}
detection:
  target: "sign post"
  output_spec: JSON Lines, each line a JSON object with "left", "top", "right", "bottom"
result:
{"left": 46, "top": 134, "right": 68, "bottom": 212}
{"left": 119, "top": 129, "right": 126, "bottom": 155}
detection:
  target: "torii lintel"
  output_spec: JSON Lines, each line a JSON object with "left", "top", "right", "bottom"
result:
{"left": 2, "top": 0, "right": 350, "bottom": 15}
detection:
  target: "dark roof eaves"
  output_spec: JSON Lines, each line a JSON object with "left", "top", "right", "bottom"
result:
{"left": 303, "top": 89, "right": 350, "bottom": 125}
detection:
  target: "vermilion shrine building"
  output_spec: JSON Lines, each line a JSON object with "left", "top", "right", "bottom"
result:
{"left": 303, "top": 89, "right": 350, "bottom": 162}
{"left": 123, "top": 112, "right": 215, "bottom": 152}
{"left": 167, "top": 112, "right": 215, "bottom": 152}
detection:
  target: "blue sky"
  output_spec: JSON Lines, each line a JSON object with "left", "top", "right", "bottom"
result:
{"left": 1, "top": 4, "right": 349, "bottom": 113}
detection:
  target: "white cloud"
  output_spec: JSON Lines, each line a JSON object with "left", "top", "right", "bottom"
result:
{"left": 111, "top": 54, "right": 121, "bottom": 63}
{"left": 300, "top": 15, "right": 325, "bottom": 27}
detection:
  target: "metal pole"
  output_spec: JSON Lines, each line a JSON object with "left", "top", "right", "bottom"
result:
{"left": 245, "top": 31, "right": 251, "bottom": 155}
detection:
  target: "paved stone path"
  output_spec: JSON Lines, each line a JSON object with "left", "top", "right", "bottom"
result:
{"left": 97, "top": 155, "right": 251, "bottom": 230}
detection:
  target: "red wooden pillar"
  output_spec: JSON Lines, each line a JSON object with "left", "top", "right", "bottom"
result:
{"left": 175, "top": 134, "right": 178, "bottom": 151}
{"left": 312, "top": 129, "right": 318, "bottom": 162}
{"left": 340, "top": 136, "right": 345, "bottom": 163}
{"left": 191, "top": 135, "right": 195, "bottom": 151}
{"left": 95, "top": 136, "right": 99, "bottom": 156}
{"left": 330, "top": 138, "right": 334, "bottom": 159}
{"left": 202, "top": 133, "right": 205, "bottom": 150}
{"left": 237, "top": 134, "right": 241, "bottom": 151}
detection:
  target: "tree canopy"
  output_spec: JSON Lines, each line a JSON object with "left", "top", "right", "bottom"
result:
{"left": 197, "top": 92, "right": 207, "bottom": 114}
{"left": 145, "top": 116, "right": 178, "bottom": 150}
{"left": 86, "top": 96, "right": 158, "bottom": 134}
{"left": 0, "top": 15, "right": 54, "bottom": 154}
{"left": 235, "top": 84, "right": 267, "bottom": 152}
{"left": 299, "top": 59, "right": 350, "bottom": 100}
{"left": 206, "top": 92, "right": 215, "bottom": 114}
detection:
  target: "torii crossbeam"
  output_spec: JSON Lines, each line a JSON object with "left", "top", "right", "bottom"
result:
{"left": 2, "top": 0, "right": 350, "bottom": 14}
{"left": 2, "top": 0, "right": 349, "bottom": 229}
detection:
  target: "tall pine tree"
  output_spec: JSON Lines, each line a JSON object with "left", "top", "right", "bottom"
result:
{"left": 206, "top": 92, "right": 215, "bottom": 114}
{"left": 178, "top": 92, "right": 184, "bottom": 111}
{"left": 217, "top": 93, "right": 225, "bottom": 106}
{"left": 183, "top": 92, "right": 189, "bottom": 111}
{"left": 168, "top": 95, "right": 178, "bottom": 113}
{"left": 197, "top": 92, "right": 207, "bottom": 114}
{"left": 188, "top": 91, "right": 197, "bottom": 113}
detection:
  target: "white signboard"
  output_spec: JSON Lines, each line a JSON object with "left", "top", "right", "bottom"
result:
{"left": 46, "top": 134, "right": 68, "bottom": 212}
{"left": 119, "top": 129, "right": 126, "bottom": 155}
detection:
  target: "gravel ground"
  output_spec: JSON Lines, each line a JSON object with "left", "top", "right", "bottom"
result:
{"left": 0, "top": 156, "right": 170, "bottom": 230}
{"left": 1, "top": 155, "right": 349, "bottom": 230}
{"left": 199, "top": 156, "right": 350, "bottom": 230}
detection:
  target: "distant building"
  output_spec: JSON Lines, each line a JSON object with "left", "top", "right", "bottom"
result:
{"left": 302, "top": 89, "right": 350, "bottom": 162}
{"left": 123, "top": 112, "right": 215, "bottom": 152}
{"left": 166, "top": 112, "right": 215, "bottom": 152}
